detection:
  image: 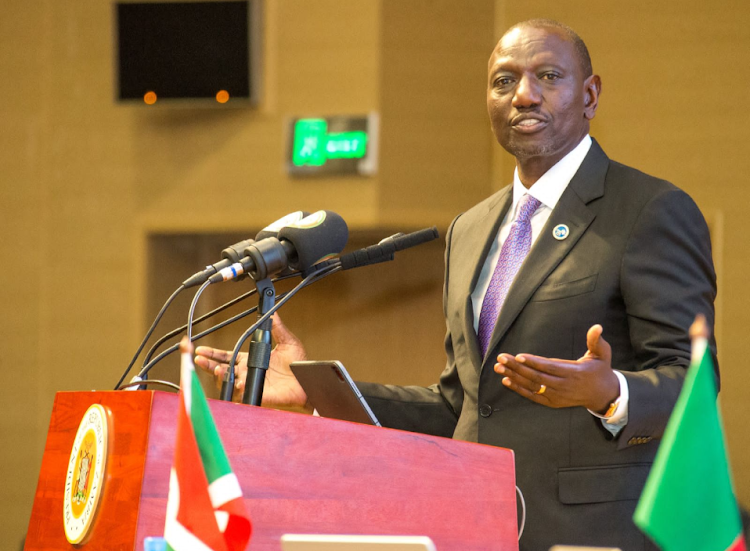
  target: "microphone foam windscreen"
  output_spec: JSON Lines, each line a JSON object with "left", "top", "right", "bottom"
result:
{"left": 278, "top": 210, "right": 349, "bottom": 270}
{"left": 255, "top": 211, "right": 309, "bottom": 241}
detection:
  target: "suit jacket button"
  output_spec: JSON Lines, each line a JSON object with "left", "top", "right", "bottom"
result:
{"left": 479, "top": 404, "right": 492, "bottom": 418}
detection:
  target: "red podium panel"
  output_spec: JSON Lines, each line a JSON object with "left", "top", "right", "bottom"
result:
{"left": 25, "top": 391, "right": 518, "bottom": 550}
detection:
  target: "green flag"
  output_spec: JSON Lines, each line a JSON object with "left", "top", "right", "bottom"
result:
{"left": 634, "top": 335, "right": 746, "bottom": 551}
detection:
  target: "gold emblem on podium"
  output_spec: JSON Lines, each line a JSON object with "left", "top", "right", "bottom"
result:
{"left": 63, "top": 404, "right": 109, "bottom": 544}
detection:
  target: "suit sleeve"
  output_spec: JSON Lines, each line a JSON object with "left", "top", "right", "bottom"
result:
{"left": 617, "top": 187, "right": 717, "bottom": 449}
{"left": 356, "top": 217, "right": 464, "bottom": 438}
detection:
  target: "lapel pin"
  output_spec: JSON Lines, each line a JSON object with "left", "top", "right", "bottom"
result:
{"left": 552, "top": 224, "right": 569, "bottom": 240}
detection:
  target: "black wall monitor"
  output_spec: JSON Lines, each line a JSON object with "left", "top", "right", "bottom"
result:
{"left": 116, "top": 1, "right": 259, "bottom": 105}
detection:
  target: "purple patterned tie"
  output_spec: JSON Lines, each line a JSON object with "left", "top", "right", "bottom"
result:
{"left": 478, "top": 194, "right": 542, "bottom": 357}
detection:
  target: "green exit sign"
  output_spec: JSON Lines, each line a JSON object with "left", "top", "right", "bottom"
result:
{"left": 293, "top": 119, "right": 367, "bottom": 165}
{"left": 287, "top": 114, "right": 378, "bottom": 176}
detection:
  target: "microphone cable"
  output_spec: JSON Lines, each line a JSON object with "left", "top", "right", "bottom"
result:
{"left": 118, "top": 379, "right": 181, "bottom": 392}
{"left": 133, "top": 305, "right": 258, "bottom": 383}
{"left": 130, "top": 287, "right": 297, "bottom": 385}
{"left": 140, "top": 272, "right": 300, "bottom": 369}
{"left": 187, "top": 280, "right": 212, "bottom": 343}
{"left": 227, "top": 262, "right": 342, "bottom": 378}
{"left": 114, "top": 284, "right": 186, "bottom": 390}
{"left": 141, "top": 287, "right": 258, "bottom": 368}
{"left": 128, "top": 266, "right": 337, "bottom": 391}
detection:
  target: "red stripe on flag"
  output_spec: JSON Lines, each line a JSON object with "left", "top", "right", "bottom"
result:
{"left": 174, "top": 397, "right": 228, "bottom": 551}
{"left": 728, "top": 534, "right": 747, "bottom": 551}
{"left": 217, "top": 498, "right": 252, "bottom": 551}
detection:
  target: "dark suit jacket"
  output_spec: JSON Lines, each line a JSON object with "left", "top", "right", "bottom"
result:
{"left": 358, "top": 140, "right": 717, "bottom": 550}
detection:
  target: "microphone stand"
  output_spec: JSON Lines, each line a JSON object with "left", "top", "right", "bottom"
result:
{"left": 220, "top": 264, "right": 340, "bottom": 402}
{"left": 240, "top": 277, "right": 276, "bottom": 406}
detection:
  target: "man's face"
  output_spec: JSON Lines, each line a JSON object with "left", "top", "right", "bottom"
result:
{"left": 487, "top": 25, "right": 599, "bottom": 167}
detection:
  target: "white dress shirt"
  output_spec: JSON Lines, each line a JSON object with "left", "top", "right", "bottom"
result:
{"left": 470, "top": 135, "right": 628, "bottom": 434}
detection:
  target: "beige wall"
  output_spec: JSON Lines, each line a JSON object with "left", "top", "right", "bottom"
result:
{"left": 1, "top": 0, "right": 748, "bottom": 546}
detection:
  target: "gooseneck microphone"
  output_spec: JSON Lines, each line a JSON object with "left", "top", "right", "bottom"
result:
{"left": 321, "top": 226, "right": 440, "bottom": 271}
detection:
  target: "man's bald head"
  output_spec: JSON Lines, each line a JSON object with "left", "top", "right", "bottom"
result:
{"left": 502, "top": 19, "right": 593, "bottom": 78}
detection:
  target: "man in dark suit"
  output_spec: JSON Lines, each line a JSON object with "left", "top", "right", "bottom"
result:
{"left": 196, "top": 19, "right": 717, "bottom": 550}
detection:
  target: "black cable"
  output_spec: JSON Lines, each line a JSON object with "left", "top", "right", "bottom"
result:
{"left": 126, "top": 265, "right": 337, "bottom": 390}
{"left": 228, "top": 263, "right": 342, "bottom": 375}
{"left": 118, "top": 379, "right": 181, "bottom": 392}
{"left": 134, "top": 304, "right": 259, "bottom": 382}
{"left": 141, "top": 273, "right": 299, "bottom": 368}
{"left": 187, "top": 280, "right": 212, "bottom": 342}
{"left": 131, "top": 289, "right": 293, "bottom": 384}
{"left": 114, "top": 284, "right": 186, "bottom": 390}
{"left": 141, "top": 287, "right": 259, "bottom": 368}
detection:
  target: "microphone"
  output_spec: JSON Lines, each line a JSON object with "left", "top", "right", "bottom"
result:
{"left": 181, "top": 211, "right": 310, "bottom": 288}
{"left": 335, "top": 226, "right": 439, "bottom": 271}
{"left": 209, "top": 210, "right": 349, "bottom": 283}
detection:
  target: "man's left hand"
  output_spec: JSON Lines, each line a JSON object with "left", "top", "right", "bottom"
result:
{"left": 494, "top": 324, "right": 620, "bottom": 413}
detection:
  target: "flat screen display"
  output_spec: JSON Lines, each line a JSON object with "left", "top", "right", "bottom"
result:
{"left": 116, "top": 1, "right": 254, "bottom": 104}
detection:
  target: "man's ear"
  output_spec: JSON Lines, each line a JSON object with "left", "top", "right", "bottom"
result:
{"left": 583, "top": 74, "right": 602, "bottom": 120}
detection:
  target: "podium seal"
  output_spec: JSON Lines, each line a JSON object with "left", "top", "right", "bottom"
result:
{"left": 63, "top": 404, "right": 109, "bottom": 544}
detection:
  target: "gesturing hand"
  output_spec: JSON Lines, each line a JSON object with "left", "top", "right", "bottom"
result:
{"left": 494, "top": 324, "right": 620, "bottom": 413}
{"left": 194, "top": 313, "right": 312, "bottom": 412}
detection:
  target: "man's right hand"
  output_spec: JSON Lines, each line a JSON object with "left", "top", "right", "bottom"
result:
{"left": 194, "top": 313, "right": 312, "bottom": 412}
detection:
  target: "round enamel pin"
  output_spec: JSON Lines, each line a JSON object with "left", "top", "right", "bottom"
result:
{"left": 552, "top": 224, "right": 569, "bottom": 240}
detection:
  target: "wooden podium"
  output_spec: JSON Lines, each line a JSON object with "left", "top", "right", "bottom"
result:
{"left": 25, "top": 391, "right": 518, "bottom": 550}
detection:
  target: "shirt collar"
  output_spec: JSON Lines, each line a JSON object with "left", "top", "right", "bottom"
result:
{"left": 511, "top": 134, "right": 592, "bottom": 212}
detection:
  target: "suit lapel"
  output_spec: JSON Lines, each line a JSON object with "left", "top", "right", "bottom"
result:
{"left": 459, "top": 187, "right": 512, "bottom": 370}
{"left": 482, "top": 140, "right": 610, "bottom": 366}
